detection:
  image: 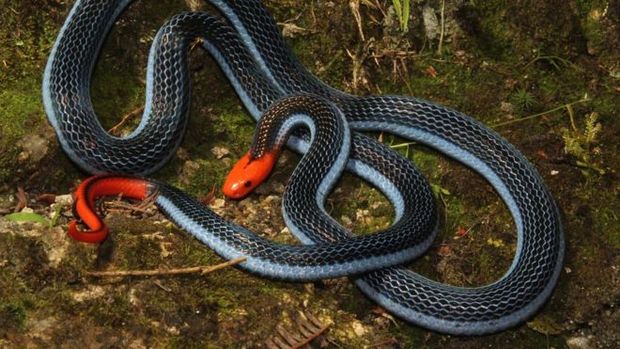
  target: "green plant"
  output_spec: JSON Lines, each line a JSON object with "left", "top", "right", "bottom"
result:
{"left": 4, "top": 212, "right": 51, "bottom": 226}
{"left": 0, "top": 303, "right": 26, "bottom": 330}
{"left": 562, "top": 110, "right": 604, "bottom": 175}
{"left": 392, "top": 0, "right": 411, "bottom": 32}
{"left": 510, "top": 88, "right": 537, "bottom": 113}
{"left": 524, "top": 52, "right": 575, "bottom": 71}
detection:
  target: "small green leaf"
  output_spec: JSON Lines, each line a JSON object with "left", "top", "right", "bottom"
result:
{"left": 402, "top": 0, "right": 410, "bottom": 31}
{"left": 50, "top": 204, "right": 63, "bottom": 227}
{"left": 393, "top": 0, "right": 402, "bottom": 17}
{"left": 431, "top": 184, "right": 451, "bottom": 196}
{"left": 4, "top": 212, "right": 51, "bottom": 226}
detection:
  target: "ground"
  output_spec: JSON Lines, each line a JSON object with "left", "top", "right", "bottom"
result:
{"left": 0, "top": 0, "right": 618, "bottom": 348}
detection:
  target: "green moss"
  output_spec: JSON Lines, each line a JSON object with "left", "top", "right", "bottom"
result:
{"left": 455, "top": 1, "right": 514, "bottom": 59}
{"left": 0, "top": 77, "right": 42, "bottom": 138}
{"left": 391, "top": 325, "right": 426, "bottom": 348}
{"left": 0, "top": 77, "right": 45, "bottom": 182}
{"left": 210, "top": 102, "right": 256, "bottom": 147}
{"left": 576, "top": 0, "right": 608, "bottom": 52}
{"left": 0, "top": 303, "right": 27, "bottom": 332}
{"left": 90, "top": 63, "right": 145, "bottom": 131}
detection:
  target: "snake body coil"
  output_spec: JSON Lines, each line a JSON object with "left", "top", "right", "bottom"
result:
{"left": 43, "top": 0, "right": 564, "bottom": 335}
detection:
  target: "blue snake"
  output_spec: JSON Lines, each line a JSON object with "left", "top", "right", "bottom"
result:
{"left": 42, "top": 0, "right": 564, "bottom": 335}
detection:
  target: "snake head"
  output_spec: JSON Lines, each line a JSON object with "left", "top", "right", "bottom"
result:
{"left": 223, "top": 151, "right": 277, "bottom": 199}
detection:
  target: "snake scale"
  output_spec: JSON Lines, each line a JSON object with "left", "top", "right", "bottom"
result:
{"left": 42, "top": 0, "right": 564, "bottom": 335}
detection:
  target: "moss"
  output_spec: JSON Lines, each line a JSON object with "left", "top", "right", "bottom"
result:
{"left": 454, "top": 1, "right": 514, "bottom": 59}
{"left": 0, "top": 77, "right": 42, "bottom": 138}
{"left": 599, "top": 206, "right": 620, "bottom": 248}
{"left": 0, "top": 303, "right": 27, "bottom": 332}
{"left": 0, "top": 77, "right": 45, "bottom": 183}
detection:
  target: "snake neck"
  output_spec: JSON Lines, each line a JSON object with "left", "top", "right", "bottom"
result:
{"left": 223, "top": 94, "right": 350, "bottom": 199}
{"left": 250, "top": 94, "right": 346, "bottom": 158}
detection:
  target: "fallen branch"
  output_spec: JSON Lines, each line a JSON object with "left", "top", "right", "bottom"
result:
{"left": 85, "top": 257, "right": 247, "bottom": 278}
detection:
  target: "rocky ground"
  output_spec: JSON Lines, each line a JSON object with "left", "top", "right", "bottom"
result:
{"left": 0, "top": 0, "right": 618, "bottom": 348}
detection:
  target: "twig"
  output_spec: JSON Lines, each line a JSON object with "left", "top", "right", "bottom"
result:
{"left": 345, "top": 47, "right": 366, "bottom": 92}
{"left": 105, "top": 202, "right": 151, "bottom": 214}
{"left": 491, "top": 98, "right": 590, "bottom": 128}
{"left": 85, "top": 257, "right": 247, "bottom": 278}
{"left": 108, "top": 106, "right": 145, "bottom": 135}
{"left": 14, "top": 187, "right": 27, "bottom": 213}
{"left": 370, "top": 50, "right": 417, "bottom": 59}
{"left": 104, "top": 189, "right": 158, "bottom": 214}
{"left": 153, "top": 280, "right": 172, "bottom": 292}
{"left": 349, "top": 0, "right": 365, "bottom": 41}
{"left": 437, "top": 0, "right": 446, "bottom": 55}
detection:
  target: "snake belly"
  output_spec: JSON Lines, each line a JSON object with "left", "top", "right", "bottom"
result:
{"left": 43, "top": 0, "right": 564, "bottom": 335}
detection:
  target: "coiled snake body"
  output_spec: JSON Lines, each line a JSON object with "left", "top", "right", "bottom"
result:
{"left": 43, "top": 0, "right": 564, "bottom": 335}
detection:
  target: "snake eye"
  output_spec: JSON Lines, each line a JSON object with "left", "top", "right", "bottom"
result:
{"left": 244, "top": 181, "right": 253, "bottom": 188}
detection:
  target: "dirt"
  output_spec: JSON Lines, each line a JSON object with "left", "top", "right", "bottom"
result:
{"left": 0, "top": 0, "right": 618, "bottom": 348}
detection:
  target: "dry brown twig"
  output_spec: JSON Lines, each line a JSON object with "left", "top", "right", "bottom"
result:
{"left": 107, "top": 106, "right": 145, "bottom": 136}
{"left": 437, "top": 0, "right": 446, "bottom": 55}
{"left": 346, "top": 39, "right": 375, "bottom": 92}
{"left": 14, "top": 187, "right": 27, "bottom": 213}
{"left": 85, "top": 256, "right": 247, "bottom": 278}
{"left": 350, "top": 0, "right": 366, "bottom": 41}
{"left": 104, "top": 189, "right": 158, "bottom": 214}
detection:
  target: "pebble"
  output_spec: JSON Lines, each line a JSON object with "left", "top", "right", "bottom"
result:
{"left": 211, "top": 146, "right": 230, "bottom": 159}
{"left": 72, "top": 286, "right": 106, "bottom": 302}
{"left": 17, "top": 134, "right": 49, "bottom": 163}
{"left": 566, "top": 336, "right": 594, "bottom": 349}
{"left": 54, "top": 194, "right": 73, "bottom": 206}
{"left": 210, "top": 198, "right": 226, "bottom": 209}
{"left": 20, "top": 207, "right": 34, "bottom": 214}
{"left": 500, "top": 101, "right": 515, "bottom": 114}
{"left": 351, "top": 320, "right": 367, "bottom": 337}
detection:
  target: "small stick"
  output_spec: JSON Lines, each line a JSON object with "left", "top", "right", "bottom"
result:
{"left": 349, "top": 0, "right": 365, "bottom": 41}
{"left": 105, "top": 190, "right": 158, "bottom": 213}
{"left": 108, "top": 106, "right": 145, "bottom": 135}
{"left": 437, "top": 0, "right": 446, "bottom": 55}
{"left": 85, "top": 257, "right": 247, "bottom": 277}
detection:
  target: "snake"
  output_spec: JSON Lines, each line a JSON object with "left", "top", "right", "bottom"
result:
{"left": 42, "top": 0, "right": 564, "bottom": 335}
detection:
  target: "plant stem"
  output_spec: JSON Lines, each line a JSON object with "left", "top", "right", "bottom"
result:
{"left": 491, "top": 98, "right": 590, "bottom": 128}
